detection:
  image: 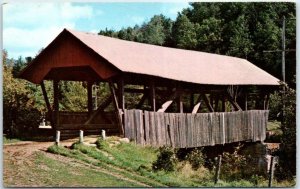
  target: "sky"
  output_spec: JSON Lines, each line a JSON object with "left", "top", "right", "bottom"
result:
{"left": 3, "top": 2, "right": 190, "bottom": 59}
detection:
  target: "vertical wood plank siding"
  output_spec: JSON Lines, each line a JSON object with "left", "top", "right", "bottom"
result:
{"left": 124, "top": 110, "right": 268, "bottom": 148}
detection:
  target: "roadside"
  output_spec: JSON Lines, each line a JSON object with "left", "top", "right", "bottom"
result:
{"left": 3, "top": 137, "right": 148, "bottom": 187}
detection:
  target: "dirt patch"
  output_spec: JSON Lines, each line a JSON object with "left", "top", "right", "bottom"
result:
{"left": 3, "top": 137, "right": 151, "bottom": 187}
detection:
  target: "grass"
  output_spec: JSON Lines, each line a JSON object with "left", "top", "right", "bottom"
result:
{"left": 4, "top": 150, "right": 143, "bottom": 187}
{"left": 46, "top": 137, "right": 295, "bottom": 187}
{"left": 267, "top": 120, "right": 281, "bottom": 132}
{"left": 3, "top": 136, "right": 23, "bottom": 144}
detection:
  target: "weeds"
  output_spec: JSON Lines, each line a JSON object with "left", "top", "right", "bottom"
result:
{"left": 152, "top": 146, "right": 177, "bottom": 172}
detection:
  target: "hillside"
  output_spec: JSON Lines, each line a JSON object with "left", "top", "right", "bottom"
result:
{"left": 3, "top": 136, "right": 294, "bottom": 187}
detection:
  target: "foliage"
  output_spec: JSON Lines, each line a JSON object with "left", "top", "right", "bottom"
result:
{"left": 46, "top": 137, "right": 295, "bottom": 187}
{"left": 3, "top": 51, "right": 42, "bottom": 137}
{"left": 274, "top": 82, "right": 296, "bottom": 180}
{"left": 60, "top": 81, "right": 87, "bottom": 111}
{"left": 172, "top": 14, "right": 198, "bottom": 49}
{"left": 95, "top": 137, "right": 109, "bottom": 149}
{"left": 269, "top": 91, "right": 282, "bottom": 120}
{"left": 220, "top": 144, "right": 249, "bottom": 181}
{"left": 152, "top": 146, "right": 178, "bottom": 172}
{"left": 3, "top": 135, "right": 23, "bottom": 144}
{"left": 185, "top": 147, "right": 206, "bottom": 170}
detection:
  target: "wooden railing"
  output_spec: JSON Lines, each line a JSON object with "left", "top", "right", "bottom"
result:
{"left": 124, "top": 110, "right": 268, "bottom": 148}
{"left": 55, "top": 111, "right": 117, "bottom": 131}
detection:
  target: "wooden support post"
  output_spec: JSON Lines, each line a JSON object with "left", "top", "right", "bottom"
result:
{"left": 201, "top": 93, "right": 214, "bottom": 112}
{"left": 191, "top": 94, "right": 202, "bottom": 113}
{"left": 79, "top": 130, "right": 84, "bottom": 143}
{"left": 109, "top": 81, "right": 124, "bottom": 136}
{"left": 222, "top": 96, "right": 226, "bottom": 112}
{"left": 55, "top": 130, "right": 60, "bottom": 145}
{"left": 41, "top": 81, "right": 51, "bottom": 113}
{"left": 53, "top": 80, "right": 59, "bottom": 112}
{"left": 210, "top": 94, "right": 214, "bottom": 108}
{"left": 214, "top": 155, "right": 222, "bottom": 184}
{"left": 84, "top": 95, "right": 113, "bottom": 125}
{"left": 266, "top": 94, "right": 270, "bottom": 110}
{"left": 101, "top": 130, "right": 106, "bottom": 140}
{"left": 87, "top": 82, "right": 93, "bottom": 115}
{"left": 245, "top": 94, "right": 248, "bottom": 111}
{"left": 41, "top": 81, "right": 53, "bottom": 126}
{"left": 118, "top": 78, "right": 125, "bottom": 110}
{"left": 136, "top": 93, "right": 149, "bottom": 109}
{"left": 53, "top": 80, "right": 59, "bottom": 129}
{"left": 178, "top": 93, "right": 183, "bottom": 113}
{"left": 214, "top": 95, "right": 220, "bottom": 112}
{"left": 227, "top": 94, "right": 242, "bottom": 111}
{"left": 268, "top": 156, "right": 276, "bottom": 187}
{"left": 150, "top": 81, "right": 156, "bottom": 111}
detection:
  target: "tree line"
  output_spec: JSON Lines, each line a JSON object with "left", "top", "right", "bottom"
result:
{"left": 2, "top": 2, "right": 296, "bottom": 180}
{"left": 99, "top": 2, "right": 296, "bottom": 86}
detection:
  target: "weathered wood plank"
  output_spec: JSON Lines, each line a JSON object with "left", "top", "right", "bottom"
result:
{"left": 149, "top": 111, "right": 156, "bottom": 146}
{"left": 123, "top": 109, "right": 269, "bottom": 147}
{"left": 144, "top": 111, "right": 150, "bottom": 145}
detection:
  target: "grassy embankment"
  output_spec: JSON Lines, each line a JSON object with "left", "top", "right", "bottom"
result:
{"left": 47, "top": 136, "right": 294, "bottom": 187}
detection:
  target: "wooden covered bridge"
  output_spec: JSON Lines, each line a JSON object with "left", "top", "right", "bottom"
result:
{"left": 19, "top": 28, "right": 279, "bottom": 147}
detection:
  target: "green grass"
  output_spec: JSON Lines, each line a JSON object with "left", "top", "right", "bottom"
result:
{"left": 4, "top": 150, "right": 143, "bottom": 187}
{"left": 47, "top": 137, "right": 296, "bottom": 187}
{"left": 3, "top": 136, "right": 23, "bottom": 144}
{"left": 267, "top": 121, "right": 281, "bottom": 132}
{"left": 33, "top": 152, "right": 142, "bottom": 187}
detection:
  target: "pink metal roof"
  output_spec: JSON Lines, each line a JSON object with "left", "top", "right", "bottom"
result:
{"left": 67, "top": 28, "right": 279, "bottom": 85}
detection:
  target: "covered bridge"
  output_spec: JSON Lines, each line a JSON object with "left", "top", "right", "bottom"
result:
{"left": 19, "top": 28, "right": 279, "bottom": 147}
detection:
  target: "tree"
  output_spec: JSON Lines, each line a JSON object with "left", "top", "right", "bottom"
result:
{"left": 3, "top": 51, "right": 42, "bottom": 137}
{"left": 172, "top": 14, "right": 198, "bottom": 49}
{"left": 228, "top": 15, "right": 254, "bottom": 58}
{"left": 139, "top": 15, "right": 173, "bottom": 46}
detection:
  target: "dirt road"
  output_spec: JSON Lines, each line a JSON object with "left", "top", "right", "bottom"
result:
{"left": 3, "top": 138, "right": 152, "bottom": 187}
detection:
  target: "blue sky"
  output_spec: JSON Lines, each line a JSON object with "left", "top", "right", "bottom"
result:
{"left": 3, "top": 2, "right": 190, "bottom": 59}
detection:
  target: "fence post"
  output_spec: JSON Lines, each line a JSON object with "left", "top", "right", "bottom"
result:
{"left": 102, "top": 130, "right": 106, "bottom": 140}
{"left": 55, "top": 130, "right": 60, "bottom": 145}
{"left": 214, "top": 155, "right": 222, "bottom": 184}
{"left": 268, "top": 156, "right": 276, "bottom": 187}
{"left": 79, "top": 130, "right": 84, "bottom": 143}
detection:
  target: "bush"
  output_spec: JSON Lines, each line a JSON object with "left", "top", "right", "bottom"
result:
{"left": 96, "top": 137, "right": 109, "bottom": 149}
{"left": 3, "top": 59, "right": 43, "bottom": 137}
{"left": 220, "top": 144, "right": 248, "bottom": 181}
{"left": 152, "top": 146, "right": 177, "bottom": 172}
{"left": 186, "top": 147, "right": 206, "bottom": 170}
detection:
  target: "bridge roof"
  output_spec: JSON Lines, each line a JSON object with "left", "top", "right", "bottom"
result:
{"left": 20, "top": 28, "right": 280, "bottom": 85}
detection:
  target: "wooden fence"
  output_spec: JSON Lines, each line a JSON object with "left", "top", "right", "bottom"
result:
{"left": 124, "top": 110, "right": 268, "bottom": 148}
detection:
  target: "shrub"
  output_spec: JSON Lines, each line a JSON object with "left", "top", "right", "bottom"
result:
{"left": 220, "top": 144, "right": 248, "bottom": 181}
{"left": 96, "top": 137, "right": 109, "bottom": 149}
{"left": 152, "top": 146, "right": 177, "bottom": 172}
{"left": 186, "top": 147, "right": 206, "bottom": 170}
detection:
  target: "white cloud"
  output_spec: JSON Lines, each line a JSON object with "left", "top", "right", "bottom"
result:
{"left": 3, "top": 2, "right": 95, "bottom": 59}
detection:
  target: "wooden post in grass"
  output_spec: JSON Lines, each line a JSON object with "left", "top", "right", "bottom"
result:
{"left": 79, "top": 130, "right": 84, "bottom": 143}
{"left": 268, "top": 156, "right": 276, "bottom": 187}
{"left": 214, "top": 155, "right": 222, "bottom": 184}
{"left": 102, "top": 130, "right": 106, "bottom": 140}
{"left": 55, "top": 130, "right": 60, "bottom": 145}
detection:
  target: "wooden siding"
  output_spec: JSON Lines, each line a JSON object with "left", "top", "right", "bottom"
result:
{"left": 20, "top": 31, "right": 119, "bottom": 84}
{"left": 124, "top": 110, "right": 268, "bottom": 148}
